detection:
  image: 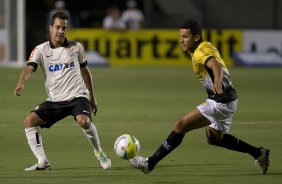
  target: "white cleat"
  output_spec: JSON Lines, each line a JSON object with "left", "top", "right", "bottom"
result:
{"left": 24, "top": 161, "right": 51, "bottom": 171}
{"left": 255, "top": 147, "right": 270, "bottom": 174}
{"left": 95, "top": 151, "right": 111, "bottom": 170}
{"left": 129, "top": 156, "right": 151, "bottom": 174}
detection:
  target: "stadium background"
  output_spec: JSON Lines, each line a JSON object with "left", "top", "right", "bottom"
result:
{"left": 0, "top": 0, "right": 282, "bottom": 184}
{"left": 1, "top": 0, "right": 282, "bottom": 66}
{"left": 24, "top": 0, "right": 282, "bottom": 67}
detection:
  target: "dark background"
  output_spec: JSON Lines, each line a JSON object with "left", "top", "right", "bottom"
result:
{"left": 26, "top": 0, "right": 282, "bottom": 58}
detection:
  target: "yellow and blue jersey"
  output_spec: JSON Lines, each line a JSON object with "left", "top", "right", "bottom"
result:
{"left": 191, "top": 41, "right": 237, "bottom": 103}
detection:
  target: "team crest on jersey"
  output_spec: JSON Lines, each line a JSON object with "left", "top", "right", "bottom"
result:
{"left": 66, "top": 47, "right": 75, "bottom": 57}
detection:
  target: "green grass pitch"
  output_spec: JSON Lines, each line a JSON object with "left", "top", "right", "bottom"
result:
{"left": 0, "top": 66, "right": 281, "bottom": 184}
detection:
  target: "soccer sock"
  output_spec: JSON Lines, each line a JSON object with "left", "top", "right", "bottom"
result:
{"left": 148, "top": 131, "right": 185, "bottom": 170}
{"left": 82, "top": 122, "right": 102, "bottom": 154}
{"left": 25, "top": 127, "right": 48, "bottom": 163}
{"left": 217, "top": 134, "right": 261, "bottom": 158}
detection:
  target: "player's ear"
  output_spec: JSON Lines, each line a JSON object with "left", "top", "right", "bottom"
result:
{"left": 195, "top": 34, "right": 201, "bottom": 42}
{"left": 49, "top": 25, "right": 52, "bottom": 31}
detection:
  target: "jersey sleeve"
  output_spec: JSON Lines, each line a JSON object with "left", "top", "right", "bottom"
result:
{"left": 28, "top": 47, "right": 41, "bottom": 63}
{"left": 27, "top": 46, "right": 42, "bottom": 70}
{"left": 193, "top": 44, "right": 216, "bottom": 65}
{"left": 77, "top": 42, "right": 87, "bottom": 65}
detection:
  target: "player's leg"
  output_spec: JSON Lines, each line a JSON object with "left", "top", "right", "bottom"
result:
{"left": 203, "top": 98, "right": 270, "bottom": 174}
{"left": 206, "top": 127, "right": 261, "bottom": 157}
{"left": 71, "top": 97, "right": 111, "bottom": 169}
{"left": 148, "top": 108, "right": 210, "bottom": 167}
{"left": 130, "top": 108, "right": 210, "bottom": 173}
{"left": 76, "top": 114, "right": 111, "bottom": 169}
{"left": 24, "top": 112, "right": 50, "bottom": 171}
{"left": 206, "top": 127, "right": 270, "bottom": 174}
{"left": 76, "top": 114, "right": 103, "bottom": 154}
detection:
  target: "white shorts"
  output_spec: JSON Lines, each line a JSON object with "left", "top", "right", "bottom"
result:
{"left": 197, "top": 99, "right": 238, "bottom": 133}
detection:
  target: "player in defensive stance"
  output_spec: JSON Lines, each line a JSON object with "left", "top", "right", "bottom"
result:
{"left": 129, "top": 20, "right": 270, "bottom": 174}
{"left": 13, "top": 12, "right": 111, "bottom": 171}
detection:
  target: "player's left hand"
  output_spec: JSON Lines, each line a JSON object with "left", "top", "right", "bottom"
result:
{"left": 90, "top": 98, "right": 98, "bottom": 115}
{"left": 91, "top": 104, "right": 98, "bottom": 116}
{"left": 212, "top": 82, "right": 223, "bottom": 94}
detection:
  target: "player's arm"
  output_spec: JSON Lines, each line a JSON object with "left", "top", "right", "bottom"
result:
{"left": 206, "top": 57, "right": 223, "bottom": 94}
{"left": 81, "top": 65, "right": 98, "bottom": 115}
{"left": 13, "top": 65, "right": 35, "bottom": 96}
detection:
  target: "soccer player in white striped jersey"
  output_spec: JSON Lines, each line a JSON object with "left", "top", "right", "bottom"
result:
{"left": 129, "top": 20, "right": 270, "bottom": 174}
{"left": 13, "top": 12, "right": 111, "bottom": 171}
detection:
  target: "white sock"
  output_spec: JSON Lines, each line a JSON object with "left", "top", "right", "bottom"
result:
{"left": 25, "top": 127, "right": 48, "bottom": 164}
{"left": 82, "top": 123, "right": 102, "bottom": 154}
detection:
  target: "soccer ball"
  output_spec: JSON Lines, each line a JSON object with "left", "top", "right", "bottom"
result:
{"left": 114, "top": 134, "right": 140, "bottom": 160}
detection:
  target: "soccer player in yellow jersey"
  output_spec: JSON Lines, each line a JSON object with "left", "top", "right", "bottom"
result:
{"left": 130, "top": 20, "right": 270, "bottom": 174}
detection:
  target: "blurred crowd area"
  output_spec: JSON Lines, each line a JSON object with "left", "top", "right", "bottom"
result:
{"left": 26, "top": 0, "right": 282, "bottom": 57}
{"left": 27, "top": 0, "right": 282, "bottom": 29}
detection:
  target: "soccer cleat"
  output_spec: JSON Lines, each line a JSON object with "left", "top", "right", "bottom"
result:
{"left": 24, "top": 161, "right": 51, "bottom": 171}
{"left": 255, "top": 147, "right": 270, "bottom": 174}
{"left": 129, "top": 156, "right": 151, "bottom": 174}
{"left": 95, "top": 151, "right": 111, "bottom": 170}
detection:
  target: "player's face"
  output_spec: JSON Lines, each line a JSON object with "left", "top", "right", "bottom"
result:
{"left": 180, "top": 28, "right": 197, "bottom": 52}
{"left": 49, "top": 18, "right": 68, "bottom": 46}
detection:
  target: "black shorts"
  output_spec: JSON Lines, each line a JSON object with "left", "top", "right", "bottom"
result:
{"left": 32, "top": 97, "right": 92, "bottom": 128}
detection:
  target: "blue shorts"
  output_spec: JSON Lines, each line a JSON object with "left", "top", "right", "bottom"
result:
{"left": 32, "top": 97, "right": 92, "bottom": 128}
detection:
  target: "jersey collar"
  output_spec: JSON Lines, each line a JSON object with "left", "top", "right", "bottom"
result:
{"left": 190, "top": 39, "right": 203, "bottom": 53}
{"left": 49, "top": 38, "right": 69, "bottom": 48}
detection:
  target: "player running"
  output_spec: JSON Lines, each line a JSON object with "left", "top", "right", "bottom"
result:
{"left": 129, "top": 20, "right": 270, "bottom": 174}
{"left": 13, "top": 12, "right": 111, "bottom": 171}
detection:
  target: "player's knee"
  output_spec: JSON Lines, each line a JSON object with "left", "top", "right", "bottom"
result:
{"left": 23, "top": 117, "right": 31, "bottom": 127}
{"left": 24, "top": 116, "right": 37, "bottom": 128}
{"left": 23, "top": 112, "right": 45, "bottom": 128}
{"left": 174, "top": 117, "right": 188, "bottom": 134}
{"left": 206, "top": 136, "right": 215, "bottom": 145}
{"left": 76, "top": 116, "right": 90, "bottom": 129}
{"left": 206, "top": 133, "right": 221, "bottom": 146}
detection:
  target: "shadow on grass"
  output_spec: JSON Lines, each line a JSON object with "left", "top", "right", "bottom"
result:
{"left": 50, "top": 165, "right": 134, "bottom": 171}
{"left": 151, "top": 163, "right": 282, "bottom": 176}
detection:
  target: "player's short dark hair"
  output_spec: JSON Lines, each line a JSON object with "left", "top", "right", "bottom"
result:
{"left": 51, "top": 12, "right": 69, "bottom": 26}
{"left": 180, "top": 20, "right": 202, "bottom": 36}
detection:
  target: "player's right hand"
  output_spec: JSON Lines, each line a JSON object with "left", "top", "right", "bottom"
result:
{"left": 13, "top": 85, "right": 24, "bottom": 96}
